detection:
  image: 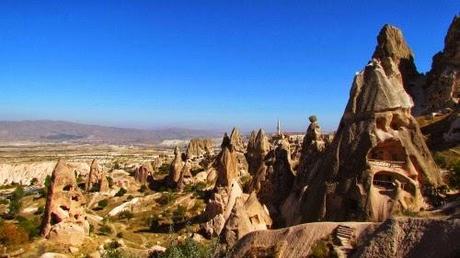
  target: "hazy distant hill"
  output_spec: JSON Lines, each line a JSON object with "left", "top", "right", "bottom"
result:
{"left": 0, "top": 120, "right": 221, "bottom": 144}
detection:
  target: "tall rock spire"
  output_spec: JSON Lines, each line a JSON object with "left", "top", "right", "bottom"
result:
{"left": 288, "top": 24, "right": 443, "bottom": 224}
{"left": 422, "top": 15, "right": 460, "bottom": 113}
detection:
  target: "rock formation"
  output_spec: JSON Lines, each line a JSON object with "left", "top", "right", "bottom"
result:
{"left": 177, "top": 159, "right": 192, "bottom": 190}
{"left": 228, "top": 221, "right": 375, "bottom": 258}
{"left": 289, "top": 24, "right": 444, "bottom": 224}
{"left": 270, "top": 138, "right": 295, "bottom": 210}
{"left": 221, "top": 192, "right": 272, "bottom": 247}
{"left": 422, "top": 16, "right": 460, "bottom": 113}
{"left": 372, "top": 24, "right": 421, "bottom": 101}
{"left": 444, "top": 114, "right": 460, "bottom": 142}
{"left": 186, "top": 138, "right": 214, "bottom": 159}
{"left": 85, "top": 159, "right": 109, "bottom": 192}
{"left": 246, "top": 136, "right": 294, "bottom": 227}
{"left": 215, "top": 133, "right": 239, "bottom": 187}
{"left": 229, "top": 127, "right": 245, "bottom": 152}
{"left": 353, "top": 218, "right": 460, "bottom": 258}
{"left": 167, "top": 146, "right": 184, "bottom": 187}
{"left": 134, "top": 165, "right": 151, "bottom": 185}
{"left": 228, "top": 127, "right": 249, "bottom": 179}
{"left": 41, "top": 160, "right": 89, "bottom": 245}
{"left": 228, "top": 217, "right": 460, "bottom": 258}
{"left": 202, "top": 133, "right": 271, "bottom": 244}
{"left": 245, "top": 129, "right": 270, "bottom": 176}
{"left": 295, "top": 115, "right": 327, "bottom": 186}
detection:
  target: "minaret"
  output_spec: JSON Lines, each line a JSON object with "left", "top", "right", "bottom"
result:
{"left": 277, "top": 119, "right": 281, "bottom": 136}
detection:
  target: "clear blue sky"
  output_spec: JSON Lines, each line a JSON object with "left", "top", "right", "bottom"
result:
{"left": 0, "top": 1, "right": 458, "bottom": 132}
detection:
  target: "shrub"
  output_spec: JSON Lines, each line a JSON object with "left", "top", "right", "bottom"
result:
{"left": 434, "top": 153, "right": 447, "bottom": 168}
{"left": 158, "top": 163, "right": 170, "bottom": 175}
{"left": 44, "top": 175, "right": 51, "bottom": 188}
{"left": 159, "top": 238, "right": 217, "bottom": 258}
{"left": 98, "top": 199, "right": 109, "bottom": 209}
{"left": 102, "top": 240, "right": 123, "bottom": 258}
{"left": 184, "top": 182, "right": 207, "bottom": 197}
{"left": 107, "top": 176, "right": 114, "bottom": 188}
{"left": 115, "top": 188, "right": 127, "bottom": 197}
{"left": 309, "top": 238, "right": 337, "bottom": 258}
{"left": 157, "top": 192, "right": 175, "bottom": 206}
{"left": 35, "top": 206, "right": 45, "bottom": 215}
{"left": 105, "top": 240, "right": 122, "bottom": 249}
{"left": 99, "top": 224, "right": 112, "bottom": 235}
{"left": 118, "top": 210, "right": 134, "bottom": 220}
{"left": 240, "top": 175, "right": 252, "bottom": 190}
{"left": 190, "top": 167, "right": 205, "bottom": 176}
{"left": 448, "top": 161, "right": 460, "bottom": 189}
{"left": 0, "top": 222, "right": 28, "bottom": 246}
{"left": 30, "top": 178, "right": 39, "bottom": 186}
{"left": 139, "top": 185, "right": 148, "bottom": 193}
{"left": 16, "top": 216, "right": 40, "bottom": 238}
{"left": 126, "top": 195, "right": 134, "bottom": 201}
{"left": 102, "top": 249, "right": 123, "bottom": 258}
{"left": 172, "top": 205, "right": 187, "bottom": 223}
{"left": 401, "top": 209, "right": 419, "bottom": 217}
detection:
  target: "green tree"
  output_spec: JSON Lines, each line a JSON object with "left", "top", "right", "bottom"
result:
{"left": 8, "top": 186, "right": 25, "bottom": 217}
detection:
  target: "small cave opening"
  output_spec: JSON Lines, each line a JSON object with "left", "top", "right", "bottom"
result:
{"left": 63, "top": 184, "right": 72, "bottom": 191}
{"left": 373, "top": 171, "right": 415, "bottom": 195}
{"left": 50, "top": 212, "right": 62, "bottom": 225}
{"left": 368, "top": 139, "right": 406, "bottom": 162}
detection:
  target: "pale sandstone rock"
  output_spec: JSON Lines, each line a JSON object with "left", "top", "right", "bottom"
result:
{"left": 0, "top": 161, "right": 89, "bottom": 186}
{"left": 353, "top": 218, "right": 460, "bottom": 258}
{"left": 229, "top": 127, "right": 245, "bottom": 152}
{"left": 228, "top": 221, "right": 376, "bottom": 257}
{"left": 167, "top": 146, "right": 184, "bottom": 187}
{"left": 134, "top": 165, "right": 151, "bottom": 185}
{"left": 223, "top": 192, "right": 272, "bottom": 247}
{"left": 245, "top": 129, "right": 270, "bottom": 176}
{"left": 422, "top": 16, "right": 460, "bottom": 113}
{"left": 283, "top": 25, "right": 443, "bottom": 225}
{"left": 41, "top": 160, "right": 89, "bottom": 245}
{"left": 85, "top": 159, "right": 109, "bottom": 192}
{"left": 215, "top": 133, "right": 238, "bottom": 187}
{"left": 40, "top": 253, "right": 69, "bottom": 258}
{"left": 186, "top": 138, "right": 214, "bottom": 158}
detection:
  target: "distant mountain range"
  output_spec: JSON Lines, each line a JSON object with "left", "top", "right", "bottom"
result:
{"left": 0, "top": 120, "right": 222, "bottom": 144}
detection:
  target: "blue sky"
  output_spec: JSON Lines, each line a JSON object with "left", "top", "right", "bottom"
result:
{"left": 0, "top": 1, "right": 458, "bottom": 132}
